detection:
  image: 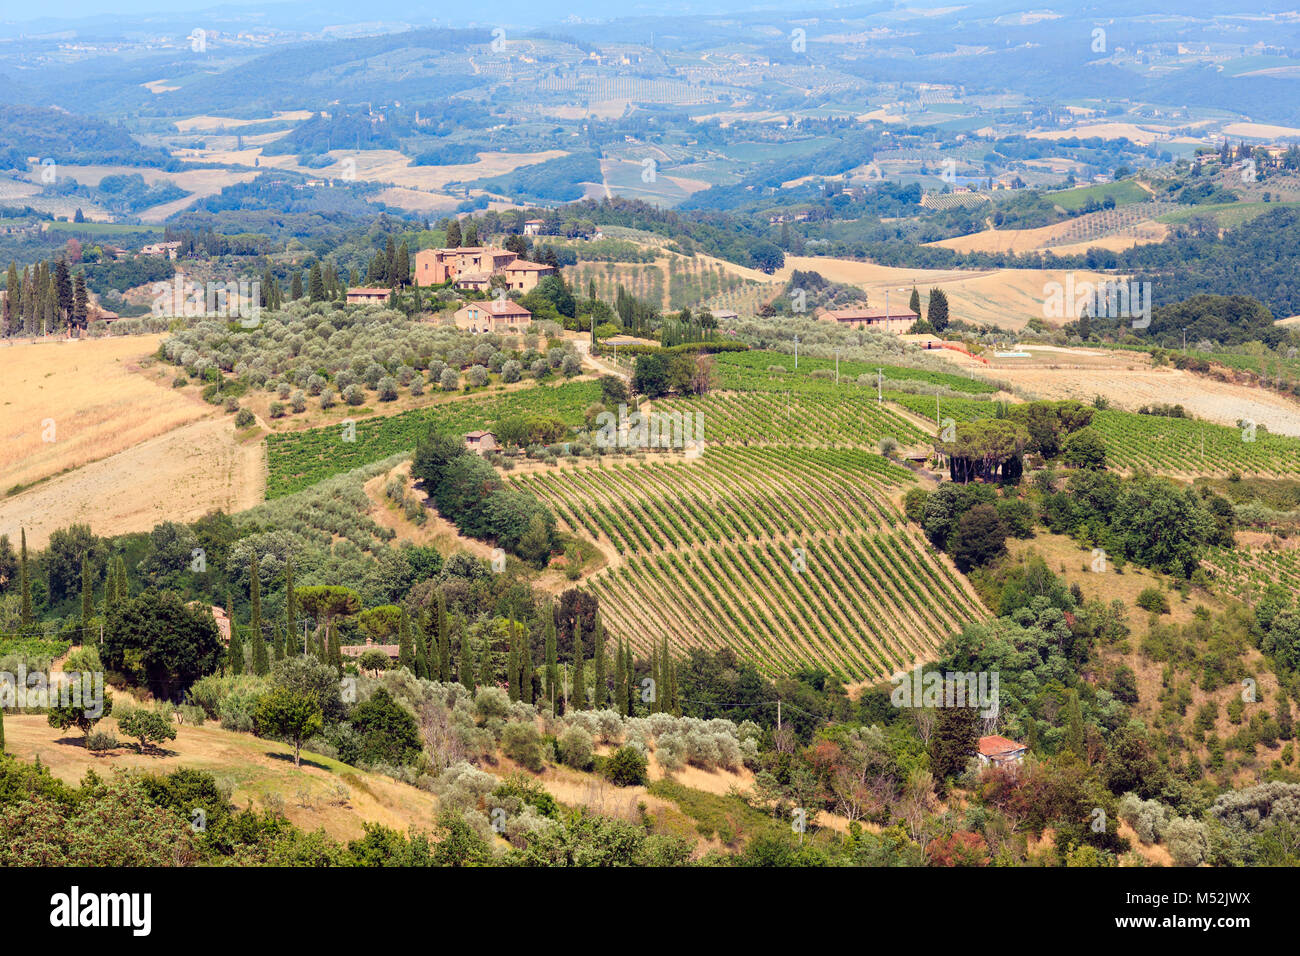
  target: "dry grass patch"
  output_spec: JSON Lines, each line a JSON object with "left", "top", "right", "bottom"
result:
{"left": 2, "top": 713, "right": 438, "bottom": 842}
{"left": 0, "top": 335, "right": 210, "bottom": 495}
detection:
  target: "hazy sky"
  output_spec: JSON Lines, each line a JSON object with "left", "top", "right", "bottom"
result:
{"left": 0, "top": 0, "right": 783, "bottom": 25}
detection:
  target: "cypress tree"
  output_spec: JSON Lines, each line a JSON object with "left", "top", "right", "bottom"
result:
{"left": 649, "top": 644, "right": 659, "bottom": 713}
{"left": 247, "top": 553, "right": 267, "bottom": 675}
{"left": 571, "top": 616, "right": 586, "bottom": 711}
{"left": 79, "top": 553, "right": 93, "bottom": 634}
{"left": 308, "top": 262, "right": 325, "bottom": 302}
{"left": 414, "top": 621, "right": 430, "bottom": 679}
{"left": 437, "top": 591, "right": 451, "bottom": 682}
{"left": 507, "top": 626, "right": 520, "bottom": 702}
{"left": 397, "top": 609, "right": 416, "bottom": 672}
{"left": 283, "top": 555, "right": 297, "bottom": 655}
{"left": 519, "top": 619, "right": 534, "bottom": 705}
{"left": 624, "top": 643, "right": 636, "bottom": 716}
{"left": 592, "top": 616, "right": 607, "bottom": 709}
{"left": 327, "top": 623, "right": 342, "bottom": 675}
{"left": 227, "top": 598, "right": 245, "bottom": 676}
{"left": 613, "top": 639, "right": 624, "bottom": 716}
{"left": 478, "top": 636, "right": 493, "bottom": 689}
{"left": 19, "top": 528, "right": 31, "bottom": 629}
{"left": 908, "top": 285, "right": 921, "bottom": 316}
{"left": 249, "top": 551, "right": 262, "bottom": 639}
{"left": 273, "top": 623, "right": 285, "bottom": 661}
{"left": 458, "top": 630, "right": 475, "bottom": 690}
{"left": 290, "top": 271, "right": 304, "bottom": 301}
{"left": 3, "top": 262, "right": 17, "bottom": 334}
{"left": 544, "top": 608, "right": 558, "bottom": 716}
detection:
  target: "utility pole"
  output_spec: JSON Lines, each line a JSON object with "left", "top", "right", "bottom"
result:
{"left": 793, "top": 334, "right": 799, "bottom": 369}
{"left": 776, "top": 698, "right": 782, "bottom": 733}
{"left": 876, "top": 367, "right": 883, "bottom": 403}
{"left": 833, "top": 347, "right": 841, "bottom": 384}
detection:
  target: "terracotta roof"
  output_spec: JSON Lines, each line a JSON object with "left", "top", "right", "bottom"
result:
{"left": 503, "top": 260, "right": 553, "bottom": 271}
{"left": 977, "top": 735, "right": 1026, "bottom": 757}
{"left": 347, "top": 287, "right": 390, "bottom": 296}
{"left": 479, "top": 299, "right": 531, "bottom": 316}
{"left": 825, "top": 307, "right": 919, "bottom": 321}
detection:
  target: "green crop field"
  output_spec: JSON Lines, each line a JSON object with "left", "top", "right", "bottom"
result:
{"left": 265, "top": 380, "right": 600, "bottom": 498}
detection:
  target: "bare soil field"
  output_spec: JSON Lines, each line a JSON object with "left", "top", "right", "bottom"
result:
{"left": 0, "top": 334, "right": 209, "bottom": 495}
{"left": 776, "top": 256, "right": 1114, "bottom": 330}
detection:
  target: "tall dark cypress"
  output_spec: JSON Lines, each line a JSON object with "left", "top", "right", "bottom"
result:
{"left": 227, "top": 593, "right": 245, "bottom": 676}
{"left": 458, "top": 629, "right": 475, "bottom": 690}
{"left": 437, "top": 591, "right": 451, "bottom": 682}
{"left": 79, "top": 553, "right": 93, "bottom": 632}
{"left": 544, "top": 609, "right": 558, "bottom": 716}
{"left": 571, "top": 617, "right": 586, "bottom": 711}
{"left": 478, "top": 635, "right": 493, "bottom": 689}
{"left": 283, "top": 555, "right": 297, "bottom": 655}
{"left": 327, "top": 623, "right": 342, "bottom": 676}
{"left": 624, "top": 642, "right": 636, "bottom": 716}
{"left": 507, "top": 625, "right": 520, "bottom": 702}
{"left": 592, "top": 615, "right": 607, "bottom": 708}
{"left": 519, "top": 619, "right": 534, "bottom": 705}
{"left": 19, "top": 528, "right": 31, "bottom": 628}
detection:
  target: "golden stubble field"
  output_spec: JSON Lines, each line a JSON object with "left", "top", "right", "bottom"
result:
{"left": 775, "top": 255, "right": 1117, "bottom": 331}
{"left": 0, "top": 335, "right": 265, "bottom": 548}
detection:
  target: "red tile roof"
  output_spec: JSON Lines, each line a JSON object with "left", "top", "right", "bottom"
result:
{"left": 977, "top": 735, "right": 1026, "bottom": 757}
{"left": 825, "top": 307, "right": 919, "bottom": 321}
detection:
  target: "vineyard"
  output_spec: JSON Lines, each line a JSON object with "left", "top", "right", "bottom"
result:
{"left": 1204, "top": 540, "right": 1300, "bottom": 604}
{"left": 509, "top": 446, "right": 985, "bottom": 680}
{"left": 1091, "top": 410, "right": 1300, "bottom": 478}
{"left": 878, "top": 395, "right": 1300, "bottom": 478}
{"left": 265, "top": 380, "right": 600, "bottom": 497}
{"left": 713, "top": 351, "right": 999, "bottom": 396}
{"left": 651, "top": 390, "right": 928, "bottom": 447}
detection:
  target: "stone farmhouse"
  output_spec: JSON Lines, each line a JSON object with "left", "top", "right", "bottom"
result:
{"left": 452, "top": 299, "right": 532, "bottom": 333}
{"left": 414, "top": 246, "right": 556, "bottom": 294}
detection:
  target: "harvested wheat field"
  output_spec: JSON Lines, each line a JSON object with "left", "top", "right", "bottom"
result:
{"left": 988, "top": 346, "right": 1300, "bottom": 437}
{"left": 2, "top": 714, "right": 438, "bottom": 843}
{"left": 1, "top": 416, "right": 265, "bottom": 548}
{"left": 776, "top": 256, "right": 1114, "bottom": 331}
{"left": 929, "top": 217, "right": 1168, "bottom": 255}
{"left": 0, "top": 334, "right": 210, "bottom": 494}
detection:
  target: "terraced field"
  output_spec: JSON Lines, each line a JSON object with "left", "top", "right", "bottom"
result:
{"left": 511, "top": 446, "right": 985, "bottom": 681}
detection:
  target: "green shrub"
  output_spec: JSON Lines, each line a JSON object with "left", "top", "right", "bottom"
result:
{"left": 501, "top": 721, "right": 547, "bottom": 772}
{"left": 1136, "top": 587, "right": 1171, "bottom": 614}
{"left": 605, "top": 745, "right": 648, "bottom": 787}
